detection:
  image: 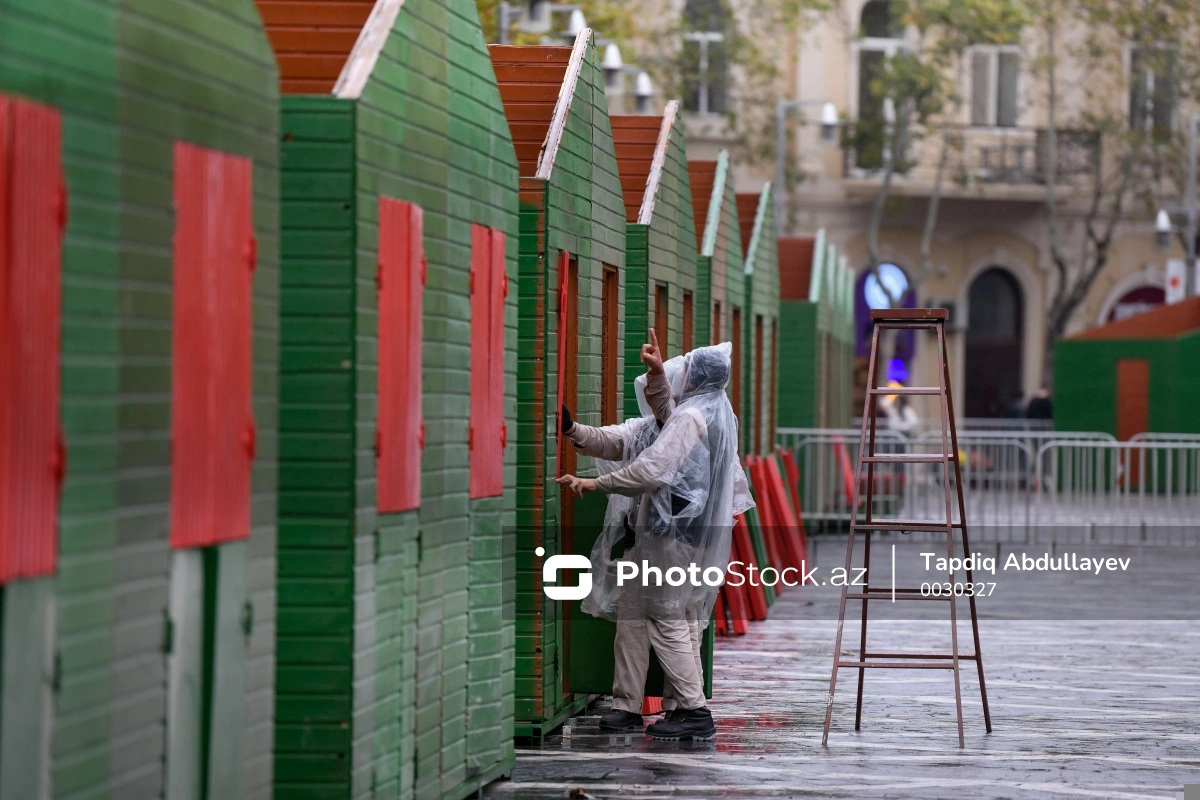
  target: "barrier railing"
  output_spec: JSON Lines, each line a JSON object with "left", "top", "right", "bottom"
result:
{"left": 777, "top": 427, "right": 1197, "bottom": 544}
{"left": 852, "top": 416, "right": 1054, "bottom": 437}
{"left": 1032, "top": 439, "right": 1200, "bottom": 544}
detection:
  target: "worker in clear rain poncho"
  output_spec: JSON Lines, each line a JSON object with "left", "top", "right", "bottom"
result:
{"left": 558, "top": 331, "right": 753, "bottom": 741}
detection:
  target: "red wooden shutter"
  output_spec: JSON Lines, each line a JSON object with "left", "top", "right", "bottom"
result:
{"left": 555, "top": 251, "right": 570, "bottom": 478}
{"left": 170, "top": 143, "right": 255, "bottom": 549}
{"left": 377, "top": 198, "right": 423, "bottom": 512}
{"left": 489, "top": 229, "right": 507, "bottom": 472}
{"left": 469, "top": 224, "right": 501, "bottom": 498}
{"left": 0, "top": 96, "right": 65, "bottom": 584}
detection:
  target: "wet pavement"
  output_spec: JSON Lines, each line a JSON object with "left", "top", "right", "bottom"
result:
{"left": 488, "top": 557, "right": 1200, "bottom": 799}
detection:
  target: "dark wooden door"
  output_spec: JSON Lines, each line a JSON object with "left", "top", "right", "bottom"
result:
{"left": 965, "top": 268, "right": 1023, "bottom": 417}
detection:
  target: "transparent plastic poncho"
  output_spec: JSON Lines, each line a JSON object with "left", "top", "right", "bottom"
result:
{"left": 581, "top": 343, "right": 754, "bottom": 626}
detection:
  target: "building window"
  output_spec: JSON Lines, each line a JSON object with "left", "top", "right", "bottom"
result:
{"left": 1129, "top": 45, "right": 1176, "bottom": 138}
{"left": 970, "top": 46, "right": 1019, "bottom": 128}
{"left": 681, "top": 0, "right": 729, "bottom": 115}
{"left": 856, "top": 0, "right": 905, "bottom": 169}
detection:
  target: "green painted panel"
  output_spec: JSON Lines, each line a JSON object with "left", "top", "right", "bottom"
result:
{"left": 0, "top": 578, "right": 56, "bottom": 800}
{"left": 0, "top": 1, "right": 122, "bottom": 795}
{"left": 166, "top": 549, "right": 205, "bottom": 800}
{"left": 513, "top": 31, "right": 627, "bottom": 735}
{"left": 207, "top": 541, "right": 249, "bottom": 799}
{"left": 742, "top": 184, "right": 779, "bottom": 455}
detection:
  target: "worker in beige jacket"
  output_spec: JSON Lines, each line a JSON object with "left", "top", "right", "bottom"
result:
{"left": 559, "top": 332, "right": 752, "bottom": 741}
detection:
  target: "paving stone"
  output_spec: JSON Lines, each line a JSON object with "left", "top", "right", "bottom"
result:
{"left": 490, "top": 554, "right": 1199, "bottom": 799}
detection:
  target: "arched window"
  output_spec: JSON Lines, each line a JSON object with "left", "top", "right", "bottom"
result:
{"left": 854, "top": 263, "right": 915, "bottom": 359}
{"left": 682, "top": 0, "right": 730, "bottom": 115}
{"left": 965, "top": 268, "right": 1023, "bottom": 417}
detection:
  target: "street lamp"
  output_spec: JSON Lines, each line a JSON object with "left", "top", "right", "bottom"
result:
{"left": 819, "top": 100, "right": 839, "bottom": 143}
{"left": 1155, "top": 113, "right": 1200, "bottom": 298}
{"left": 1156, "top": 208, "right": 1172, "bottom": 251}
{"left": 563, "top": 8, "right": 586, "bottom": 40}
{"left": 602, "top": 43, "right": 623, "bottom": 89}
{"left": 634, "top": 71, "right": 654, "bottom": 114}
{"left": 774, "top": 98, "right": 841, "bottom": 230}
{"left": 881, "top": 97, "right": 897, "bottom": 172}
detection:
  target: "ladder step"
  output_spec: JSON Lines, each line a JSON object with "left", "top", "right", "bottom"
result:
{"left": 861, "top": 453, "right": 953, "bottom": 463}
{"left": 864, "top": 652, "right": 981, "bottom": 661}
{"left": 844, "top": 592, "right": 951, "bottom": 602}
{"left": 853, "top": 520, "right": 964, "bottom": 532}
{"left": 869, "top": 308, "right": 947, "bottom": 321}
{"left": 868, "top": 386, "right": 942, "bottom": 395}
{"left": 836, "top": 660, "right": 956, "bottom": 669}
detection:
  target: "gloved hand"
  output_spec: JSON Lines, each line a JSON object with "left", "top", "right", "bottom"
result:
{"left": 561, "top": 404, "right": 575, "bottom": 435}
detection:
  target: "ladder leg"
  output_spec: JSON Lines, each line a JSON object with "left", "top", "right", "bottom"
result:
{"left": 946, "top": 528, "right": 965, "bottom": 748}
{"left": 854, "top": 531, "right": 871, "bottom": 730}
{"left": 856, "top": 378, "right": 881, "bottom": 731}
{"left": 823, "top": 322, "right": 882, "bottom": 747}
{"left": 941, "top": 326, "right": 992, "bottom": 734}
{"left": 935, "top": 324, "right": 965, "bottom": 747}
{"left": 960, "top": 540, "right": 993, "bottom": 732}
{"left": 821, "top": 524, "right": 854, "bottom": 746}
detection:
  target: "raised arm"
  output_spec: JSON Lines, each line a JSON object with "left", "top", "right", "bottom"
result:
{"left": 640, "top": 328, "right": 674, "bottom": 424}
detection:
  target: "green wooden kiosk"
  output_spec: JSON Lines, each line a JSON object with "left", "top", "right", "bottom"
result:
{"left": 690, "top": 151, "right": 747, "bottom": 407}
{"left": 0, "top": 0, "right": 279, "bottom": 796}
{"left": 490, "top": 30, "right": 627, "bottom": 738}
{"left": 263, "top": 0, "right": 519, "bottom": 796}
{"left": 738, "top": 185, "right": 781, "bottom": 455}
{"left": 1056, "top": 296, "right": 1200, "bottom": 437}
{"left": 779, "top": 233, "right": 854, "bottom": 431}
{"left": 610, "top": 102, "right": 697, "bottom": 415}
{"left": 566, "top": 101, "right": 715, "bottom": 701}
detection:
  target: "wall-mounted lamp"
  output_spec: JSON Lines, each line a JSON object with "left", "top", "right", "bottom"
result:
{"left": 1156, "top": 208, "right": 1172, "bottom": 251}
{"left": 819, "top": 101, "right": 839, "bottom": 143}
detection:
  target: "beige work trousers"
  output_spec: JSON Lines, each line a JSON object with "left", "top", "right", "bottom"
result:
{"left": 611, "top": 581, "right": 706, "bottom": 713}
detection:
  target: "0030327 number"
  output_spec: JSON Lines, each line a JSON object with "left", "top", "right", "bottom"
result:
{"left": 921, "top": 582, "right": 996, "bottom": 597}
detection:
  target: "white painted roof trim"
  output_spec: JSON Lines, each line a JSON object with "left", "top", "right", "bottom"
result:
{"left": 744, "top": 182, "right": 772, "bottom": 275}
{"left": 636, "top": 100, "right": 679, "bottom": 226}
{"left": 535, "top": 28, "right": 590, "bottom": 181}
{"left": 700, "top": 150, "right": 729, "bottom": 258}
{"left": 333, "top": 0, "right": 407, "bottom": 100}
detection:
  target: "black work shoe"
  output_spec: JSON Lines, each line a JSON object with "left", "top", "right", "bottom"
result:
{"left": 598, "top": 709, "right": 644, "bottom": 731}
{"left": 645, "top": 707, "right": 716, "bottom": 740}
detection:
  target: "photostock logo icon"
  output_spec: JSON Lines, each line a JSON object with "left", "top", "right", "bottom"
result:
{"left": 536, "top": 547, "right": 592, "bottom": 601}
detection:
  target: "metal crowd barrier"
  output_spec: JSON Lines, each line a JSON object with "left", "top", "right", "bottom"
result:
{"left": 1032, "top": 439, "right": 1200, "bottom": 545}
{"left": 777, "top": 427, "right": 1199, "bottom": 545}
{"left": 852, "top": 416, "right": 1054, "bottom": 438}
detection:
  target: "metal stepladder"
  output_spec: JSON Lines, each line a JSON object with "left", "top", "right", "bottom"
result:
{"left": 821, "top": 308, "right": 992, "bottom": 747}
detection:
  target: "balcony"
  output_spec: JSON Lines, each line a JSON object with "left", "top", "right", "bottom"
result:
{"left": 842, "top": 126, "right": 1100, "bottom": 201}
